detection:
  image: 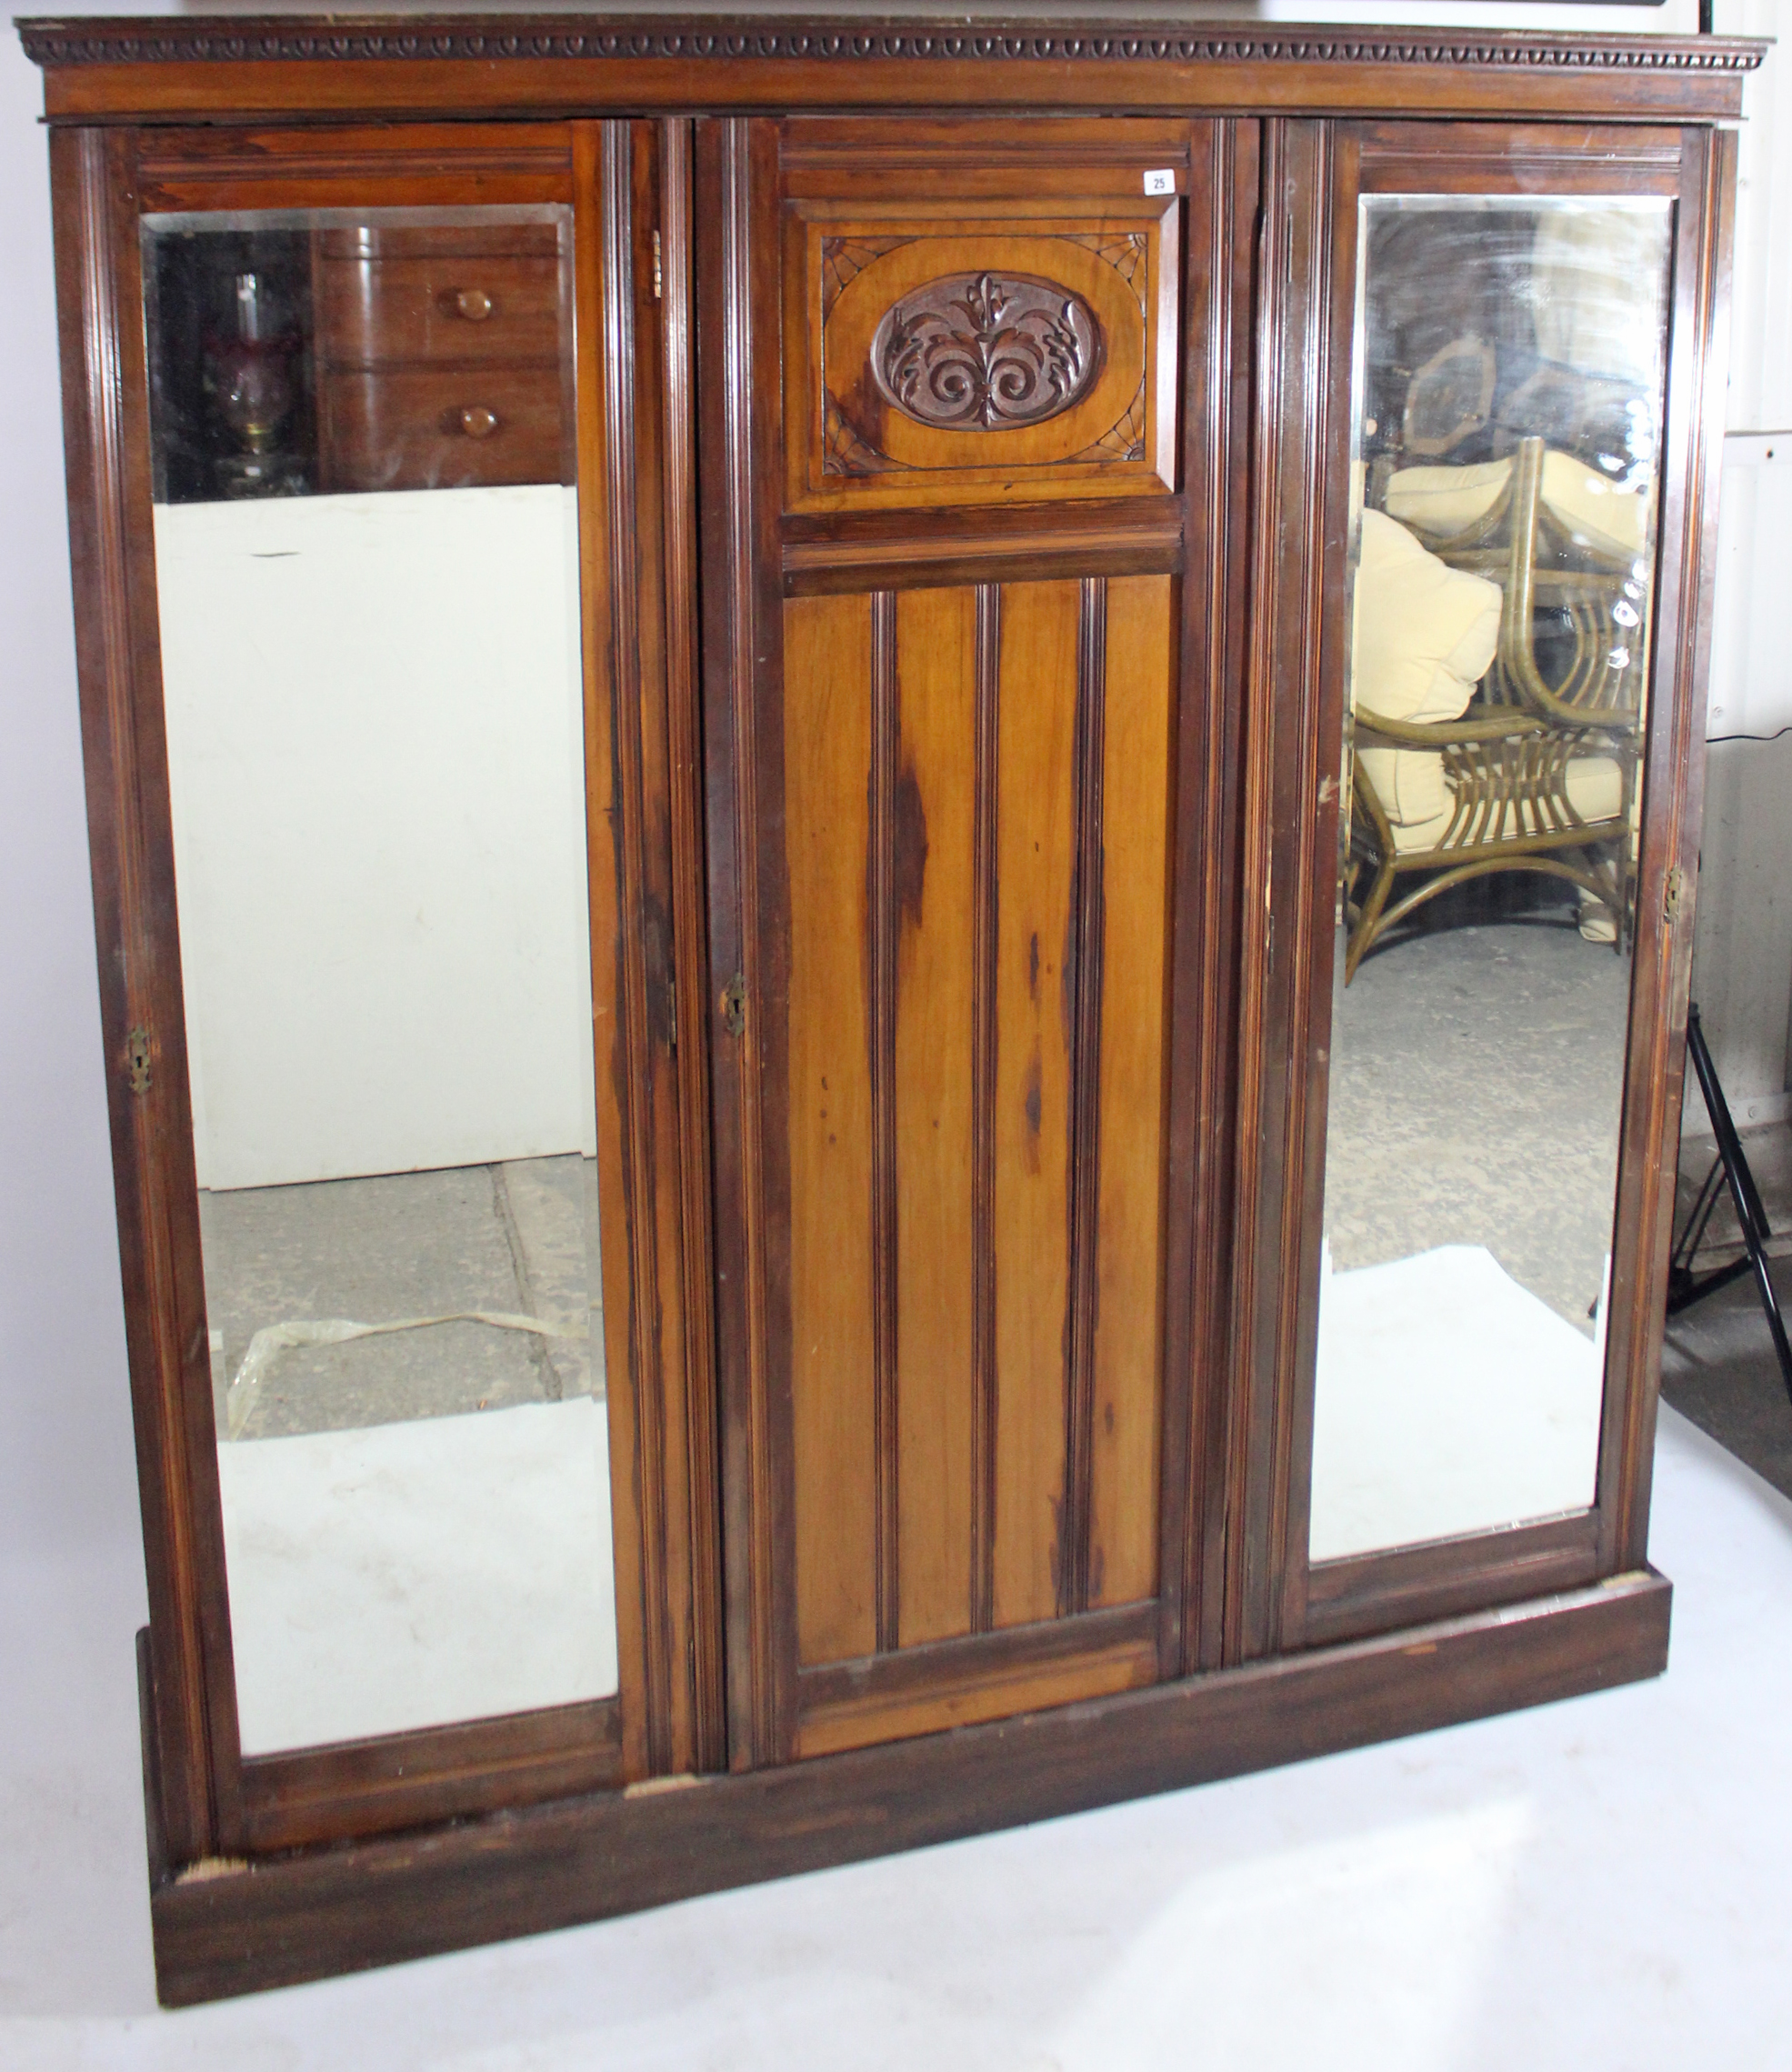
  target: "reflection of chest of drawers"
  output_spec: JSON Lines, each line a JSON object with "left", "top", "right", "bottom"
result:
{"left": 311, "top": 224, "right": 568, "bottom": 493}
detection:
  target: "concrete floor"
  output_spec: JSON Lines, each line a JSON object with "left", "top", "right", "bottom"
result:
{"left": 200, "top": 1154, "right": 602, "bottom": 1438}
{"left": 1326, "top": 911, "right": 1629, "bottom": 1334}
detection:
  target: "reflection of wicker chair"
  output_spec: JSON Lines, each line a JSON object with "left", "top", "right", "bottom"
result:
{"left": 1345, "top": 437, "right": 1646, "bottom": 983}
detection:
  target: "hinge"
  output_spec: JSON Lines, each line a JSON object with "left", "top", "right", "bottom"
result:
{"left": 651, "top": 227, "right": 664, "bottom": 301}
{"left": 721, "top": 972, "right": 747, "bottom": 1038}
{"left": 125, "top": 1024, "right": 152, "bottom": 1096}
{"left": 1664, "top": 864, "right": 1688, "bottom": 924}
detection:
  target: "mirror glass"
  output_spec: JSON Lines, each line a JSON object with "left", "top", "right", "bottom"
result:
{"left": 143, "top": 207, "right": 616, "bottom": 1752}
{"left": 1311, "top": 195, "right": 1673, "bottom": 1564}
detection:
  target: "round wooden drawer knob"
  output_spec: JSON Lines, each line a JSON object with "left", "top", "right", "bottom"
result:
{"left": 453, "top": 287, "right": 495, "bottom": 321}
{"left": 458, "top": 405, "right": 500, "bottom": 439}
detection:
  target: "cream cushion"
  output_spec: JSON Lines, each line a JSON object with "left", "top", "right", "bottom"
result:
{"left": 1352, "top": 507, "right": 1503, "bottom": 726}
{"left": 1539, "top": 453, "right": 1652, "bottom": 561}
{"left": 1384, "top": 459, "right": 1510, "bottom": 538}
{"left": 1377, "top": 751, "right": 1625, "bottom": 854}
{"left": 1357, "top": 745, "right": 1451, "bottom": 828}
{"left": 1384, "top": 452, "right": 1653, "bottom": 563}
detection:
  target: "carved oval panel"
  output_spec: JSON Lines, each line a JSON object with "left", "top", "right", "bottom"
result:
{"left": 870, "top": 271, "right": 1104, "bottom": 432}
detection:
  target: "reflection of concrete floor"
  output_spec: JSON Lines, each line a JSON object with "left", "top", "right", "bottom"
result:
{"left": 198, "top": 1156, "right": 601, "bottom": 1439}
{"left": 1326, "top": 916, "right": 1628, "bottom": 1332}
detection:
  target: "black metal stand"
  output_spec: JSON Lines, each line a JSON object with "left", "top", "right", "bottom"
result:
{"left": 1667, "top": 1002, "right": 1792, "bottom": 1403}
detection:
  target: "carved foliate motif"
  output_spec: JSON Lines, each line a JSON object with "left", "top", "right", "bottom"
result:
{"left": 871, "top": 273, "right": 1103, "bottom": 432}
{"left": 824, "top": 395, "right": 907, "bottom": 475}
{"left": 821, "top": 235, "right": 914, "bottom": 319}
{"left": 1072, "top": 377, "right": 1146, "bottom": 464}
{"left": 1061, "top": 232, "right": 1148, "bottom": 303}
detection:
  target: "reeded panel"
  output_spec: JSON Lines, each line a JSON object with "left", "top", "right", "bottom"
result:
{"left": 782, "top": 576, "right": 1176, "bottom": 1688}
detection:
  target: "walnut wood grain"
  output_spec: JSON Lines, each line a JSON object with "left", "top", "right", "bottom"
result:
{"left": 656, "top": 115, "right": 728, "bottom": 1776}
{"left": 782, "top": 509, "right": 1183, "bottom": 596}
{"left": 1225, "top": 117, "right": 1336, "bottom": 1667}
{"left": 991, "top": 576, "right": 1079, "bottom": 1630}
{"left": 1061, "top": 574, "right": 1107, "bottom": 1617}
{"left": 892, "top": 584, "right": 979, "bottom": 1649}
{"left": 1087, "top": 572, "right": 1175, "bottom": 1612}
{"left": 1599, "top": 125, "right": 1737, "bottom": 1577}
{"left": 142, "top": 1572, "right": 1673, "bottom": 2006}
{"left": 238, "top": 1700, "right": 623, "bottom": 1852}
{"left": 52, "top": 121, "right": 236, "bottom": 1867}
{"left": 783, "top": 588, "right": 880, "bottom": 1669}
{"left": 33, "top": 30, "right": 1741, "bottom": 1990}
{"left": 24, "top": 22, "right": 1765, "bottom": 130}
{"left": 1173, "top": 116, "right": 1258, "bottom": 1679}
{"left": 795, "top": 1600, "right": 1157, "bottom": 1757}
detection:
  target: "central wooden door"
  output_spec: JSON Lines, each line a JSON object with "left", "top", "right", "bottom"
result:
{"left": 698, "top": 114, "right": 1256, "bottom": 1766}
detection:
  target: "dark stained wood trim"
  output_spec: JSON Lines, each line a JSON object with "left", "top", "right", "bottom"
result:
{"left": 657, "top": 115, "right": 729, "bottom": 1777}
{"left": 1601, "top": 125, "right": 1737, "bottom": 1576}
{"left": 1062, "top": 575, "right": 1107, "bottom": 1617}
{"left": 698, "top": 115, "right": 795, "bottom": 1768}
{"left": 596, "top": 118, "right": 675, "bottom": 1779}
{"left": 796, "top": 1599, "right": 1157, "bottom": 1757}
{"left": 53, "top": 121, "right": 236, "bottom": 1867}
{"left": 238, "top": 1702, "right": 624, "bottom": 1853}
{"left": 1355, "top": 119, "right": 1687, "bottom": 196}
{"left": 145, "top": 1567, "right": 1672, "bottom": 2007}
{"left": 132, "top": 119, "right": 574, "bottom": 211}
{"left": 970, "top": 582, "right": 1001, "bottom": 1638}
{"left": 23, "top": 22, "right": 1764, "bottom": 130}
{"left": 1278, "top": 118, "right": 1728, "bottom": 1650}
{"left": 869, "top": 587, "right": 901, "bottom": 1657}
{"left": 1268, "top": 119, "right": 1352, "bottom": 1658}
{"left": 1175, "top": 115, "right": 1256, "bottom": 1680}
{"left": 1302, "top": 1514, "right": 1603, "bottom": 1650}
{"left": 783, "top": 521, "right": 1182, "bottom": 597}
{"left": 1224, "top": 117, "right": 1335, "bottom": 1666}
{"left": 26, "top": 20, "right": 1746, "bottom": 74}
{"left": 63, "top": 117, "right": 683, "bottom": 1863}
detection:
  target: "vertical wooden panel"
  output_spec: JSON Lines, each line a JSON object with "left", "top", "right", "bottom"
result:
{"left": 892, "top": 586, "right": 978, "bottom": 1647}
{"left": 992, "top": 578, "right": 1081, "bottom": 1627}
{"left": 1061, "top": 576, "right": 1107, "bottom": 1614}
{"left": 785, "top": 591, "right": 878, "bottom": 1667}
{"left": 971, "top": 586, "right": 1002, "bottom": 1636}
{"left": 1088, "top": 573, "right": 1176, "bottom": 1608}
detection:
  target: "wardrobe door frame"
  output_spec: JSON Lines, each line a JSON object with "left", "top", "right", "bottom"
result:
{"left": 695, "top": 111, "right": 1262, "bottom": 1767}
{"left": 52, "top": 113, "right": 722, "bottom": 1863}
{"left": 1232, "top": 116, "right": 1737, "bottom": 1662}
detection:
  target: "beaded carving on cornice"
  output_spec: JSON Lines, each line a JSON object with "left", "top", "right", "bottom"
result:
{"left": 16, "top": 17, "right": 1770, "bottom": 71}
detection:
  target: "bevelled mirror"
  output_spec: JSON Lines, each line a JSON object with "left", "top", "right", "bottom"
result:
{"left": 1312, "top": 194, "right": 1673, "bottom": 1563}
{"left": 140, "top": 205, "right": 617, "bottom": 1753}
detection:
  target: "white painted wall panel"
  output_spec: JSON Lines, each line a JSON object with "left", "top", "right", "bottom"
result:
{"left": 155, "top": 485, "right": 596, "bottom": 1190}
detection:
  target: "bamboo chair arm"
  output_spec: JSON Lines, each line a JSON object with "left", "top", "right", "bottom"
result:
{"left": 1354, "top": 706, "right": 1549, "bottom": 748}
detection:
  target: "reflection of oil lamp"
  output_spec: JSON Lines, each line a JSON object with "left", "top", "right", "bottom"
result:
{"left": 208, "top": 273, "right": 299, "bottom": 496}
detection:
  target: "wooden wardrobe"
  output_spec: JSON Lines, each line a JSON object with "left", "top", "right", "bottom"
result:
{"left": 21, "top": 13, "right": 1762, "bottom": 2005}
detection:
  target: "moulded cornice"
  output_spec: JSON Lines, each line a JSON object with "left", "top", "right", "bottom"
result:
{"left": 15, "top": 15, "right": 1772, "bottom": 74}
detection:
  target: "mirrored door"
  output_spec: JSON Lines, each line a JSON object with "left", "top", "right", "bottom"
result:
{"left": 1312, "top": 188, "right": 1673, "bottom": 1566}
{"left": 142, "top": 203, "right": 616, "bottom": 1755}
